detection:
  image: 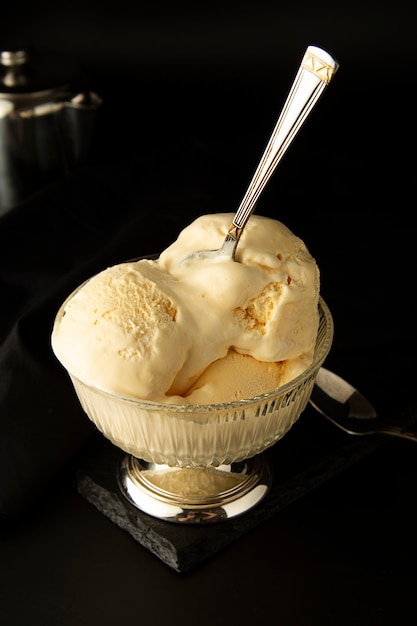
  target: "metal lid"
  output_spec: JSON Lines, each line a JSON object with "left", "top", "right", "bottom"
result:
{"left": 0, "top": 47, "right": 82, "bottom": 104}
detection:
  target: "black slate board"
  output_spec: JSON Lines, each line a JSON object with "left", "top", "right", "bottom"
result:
{"left": 74, "top": 402, "right": 411, "bottom": 573}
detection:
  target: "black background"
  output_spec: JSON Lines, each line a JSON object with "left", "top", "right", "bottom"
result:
{"left": 1, "top": 3, "right": 417, "bottom": 625}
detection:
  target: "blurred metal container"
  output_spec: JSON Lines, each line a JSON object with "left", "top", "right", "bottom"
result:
{"left": 0, "top": 47, "right": 102, "bottom": 215}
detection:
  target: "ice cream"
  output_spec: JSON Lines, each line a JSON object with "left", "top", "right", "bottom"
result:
{"left": 51, "top": 213, "right": 320, "bottom": 405}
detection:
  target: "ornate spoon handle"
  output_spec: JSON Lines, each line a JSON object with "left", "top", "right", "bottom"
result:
{"left": 231, "top": 45, "right": 339, "bottom": 236}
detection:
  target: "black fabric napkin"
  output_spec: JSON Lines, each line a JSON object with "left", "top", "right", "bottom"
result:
{"left": 0, "top": 164, "right": 129, "bottom": 519}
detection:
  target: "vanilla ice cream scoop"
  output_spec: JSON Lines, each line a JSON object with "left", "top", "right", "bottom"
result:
{"left": 51, "top": 260, "right": 197, "bottom": 399}
{"left": 52, "top": 213, "right": 320, "bottom": 403}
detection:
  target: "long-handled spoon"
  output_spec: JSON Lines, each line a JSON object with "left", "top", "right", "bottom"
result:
{"left": 182, "top": 45, "right": 339, "bottom": 264}
{"left": 310, "top": 367, "right": 417, "bottom": 442}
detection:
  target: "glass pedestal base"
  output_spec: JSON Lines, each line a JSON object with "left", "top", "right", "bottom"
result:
{"left": 118, "top": 454, "right": 272, "bottom": 524}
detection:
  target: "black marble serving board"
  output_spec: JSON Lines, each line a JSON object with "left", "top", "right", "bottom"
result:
{"left": 74, "top": 400, "right": 417, "bottom": 573}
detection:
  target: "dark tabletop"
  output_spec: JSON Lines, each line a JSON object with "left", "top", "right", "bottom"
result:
{"left": 1, "top": 3, "right": 416, "bottom": 625}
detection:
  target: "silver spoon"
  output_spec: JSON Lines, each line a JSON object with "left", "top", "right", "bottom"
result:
{"left": 182, "top": 45, "right": 339, "bottom": 264}
{"left": 310, "top": 367, "right": 417, "bottom": 442}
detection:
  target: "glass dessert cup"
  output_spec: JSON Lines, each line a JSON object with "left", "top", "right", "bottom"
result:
{"left": 58, "top": 294, "right": 333, "bottom": 524}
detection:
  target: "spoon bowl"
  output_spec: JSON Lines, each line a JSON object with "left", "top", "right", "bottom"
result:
{"left": 311, "top": 367, "right": 417, "bottom": 442}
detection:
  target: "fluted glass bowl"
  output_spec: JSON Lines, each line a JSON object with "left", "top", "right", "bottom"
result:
{"left": 53, "top": 269, "right": 333, "bottom": 522}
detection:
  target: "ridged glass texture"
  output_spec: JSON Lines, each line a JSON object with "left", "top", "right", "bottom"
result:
{"left": 69, "top": 298, "right": 333, "bottom": 468}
